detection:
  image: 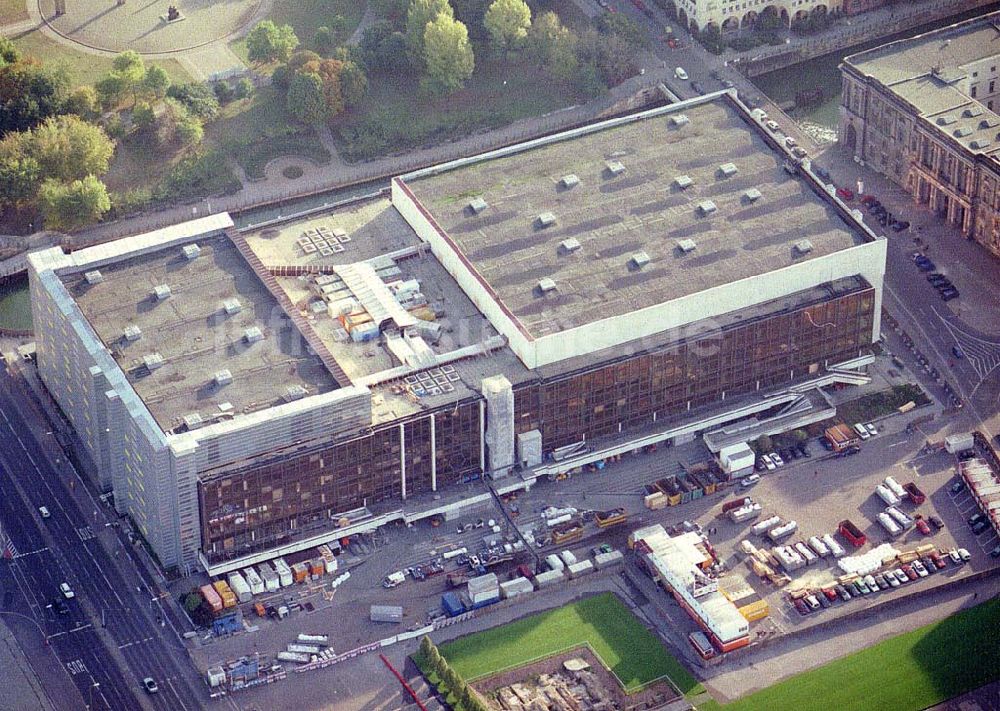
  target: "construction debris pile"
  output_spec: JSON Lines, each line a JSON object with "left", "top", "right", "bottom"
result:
{"left": 490, "top": 659, "right": 614, "bottom": 711}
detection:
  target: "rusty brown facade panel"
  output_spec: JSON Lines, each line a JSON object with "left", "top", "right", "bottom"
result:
{"left": 513, "top": 287, "right": 875, "bottom": 451}
{"left": 198, "top": 399, "right": 483, "bottom": 562}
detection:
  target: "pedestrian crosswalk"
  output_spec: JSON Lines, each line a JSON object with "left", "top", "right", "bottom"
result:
{"left": 76, "top": 526, "right": 95, "bottom": 541}
{"left": 938, "top": 316, "right": 1000, "bottom": 383}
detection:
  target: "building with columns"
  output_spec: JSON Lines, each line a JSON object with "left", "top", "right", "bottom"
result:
{"left": 840, "top": 12, "right": 1000, "bottom": 257}
{"left": 664, "top": 0, "right": 842, "bottom": 35}
{"left": 29, "top": 92, "right": 885, "bottom": 576}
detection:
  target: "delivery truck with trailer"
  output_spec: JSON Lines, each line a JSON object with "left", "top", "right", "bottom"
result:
{"left": 370, "top": 605, "right": 404, "bottom": 623}
{"left": 258, "top": 563, "right": 280, "bottom": 591}
{"left": 243, "top": 567, "right": 264, "bottom": 596}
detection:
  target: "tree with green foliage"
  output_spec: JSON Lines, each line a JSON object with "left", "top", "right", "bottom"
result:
{"left": 111, "top": 50, "right": 146, "bottom": 106}
{"left": 0, "top": 37, "right": 19, "bottom": 67}
{"left": 38, "top": 175, "right": 111, "bottom": 230}
{"left": 234, "top": 77, "right": 254, "bottom": 100}
{"left": 95, "top": 73, "right": 127, "bottom": 110}
{"left": 442, "top": 664, "right": 462, "bottom": 691}
{"left": 359, "top": 22, "right": 410, "bottom": 72}
{"left": 24, "top": 115, "right": 114, "bottom": 182}
{"left": 0, "top": 59, "right": 69, "bottom": 136}
{"left": 246, "top": 20, "right": 300, "bottom": 64}
{"left": 166, "top": 82, "right": 220, "bottom": 121}
{"left": 756, "top": 434, "right": 772, "bottom": 453}
{"left": 0, "top": 151, "right": 40, "bottom": 208}
{"left": 372, "top": 0, "right": 411, "bottom": 26}
{"left": 286, "top": 71, "right": 326, "bottom": 124}
{"left": 460, "top": 685, "right": 484, "bottom": 711}
{"left": 422, "top": 13, "right": 474, "bottom": 95}
{"left": 299, "top": 58, "right": 347, "bottom": 118}
{"left": 142, "top": 65, "right": 170, "bottom": 99}
{"left": 406, "top": 0, "right": 453, "bottom": 66}
{"left": 418, "top": 635, "right": 435, "bottom": 664}
{"left": 338, "top": 61, "right": 367, "bottom": 107}
{"left": 596, "top": 11, "right": 649, "bottom": 48}
{"left": 451, "top": 0, "right": 491, "bottom": 37}
{"left": 484, "top": 0, "right": 531, "bottom": 51}
{"left": 525, "top": 11, "right": 578, "bottom": 81}
{"left": 64, "top": 86, "right": 99, "bottom": 120}
{"left": 314, "top": 26, "right": 336, "bottom": 55}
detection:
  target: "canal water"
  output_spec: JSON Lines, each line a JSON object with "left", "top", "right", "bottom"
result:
{"left": 0, "top": 276, "right": 31, "bottom": 332}
{"left": 751, "top": 4, "right": 1000, "bottom": 145}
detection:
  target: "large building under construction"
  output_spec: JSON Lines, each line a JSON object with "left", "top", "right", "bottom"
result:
{"left": 28, "top": 92, "right": 885, "bottom": 574}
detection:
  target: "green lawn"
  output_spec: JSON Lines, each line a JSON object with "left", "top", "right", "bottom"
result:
{"left": 837, "top": 383, "right": 931, "bottom": 425}
{"left": 11, "top": 28, "right": 191, "bottom": 88}
{"left": 699, "top": 597, "right": 1000, "bottom": 711}
{"left": 332, "top": 54, "right": 588, "bottom": 162}
{"left": 435, "top": 593, "right": 703, "bottom": 696}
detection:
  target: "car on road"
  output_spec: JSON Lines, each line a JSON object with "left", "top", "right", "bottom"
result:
{"left": 143, "top": 677, "right": 159, "bottom": 694}
{"left": 59, "top": 582, "right": 74, "bottom": 599}
{"left": 952, "top": 345, "right": 965, "bottom": 359}
{"left": 928, "top": 515, "right": 944, "bottom": 530}
{"left": 837, "top": 445, "right": 862, "bottom": 457}
{"left": 50, "top": 598, "right": 69, "bottom": 614}
{"left": 933, "top": 280, "right": 955, "bottom": 292}
{"left": 940, "top": 287, "right": 960, "bottom": 301}
{"left": 784, "top": 136, "right": 798, "bottom": 148}
{"left": 740, "top": 473, "right": 761, "bottom": 488}
{"left": 38, "top": 506, "right": 50, "bottom": 519}
{"left": 792, "top": 146, "right": 808, "bottom": 159}
{"left": 958, "top": 548, "right": 971, "bottom": 562}
{"left": 674, "top": 67, "right": 688, "bottom": 80}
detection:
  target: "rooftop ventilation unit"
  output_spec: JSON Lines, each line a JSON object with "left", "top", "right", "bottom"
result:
{"left": 963, "top": 106, "right": 984, "bottom": 118}
{"left": 536, "top": 212, "right": 556, "bottom": 228}
{"left": 142, "top": 353, "right": 164, "bottom": 372}
{"left": 954, "top": 126, "right": 974, "bottom": 138}
{"left": 970, "top": 138, "right": 993, "bottom": 149}
{"left": 182, "top": 413, "right": 203, "bottom": 430}
{"left": 631, "top": 251, "right": 651, "bottom": 269}
{"left": 718, "top": 163, "right": 738, "bottom": 177}
{"left": 222, "top": 297, "right": 242, "bottom": 315}
{"left": 468, "top": 196, "right": 488, "bottom": 214}
{"left": 560, "top": 238, "right": 581, "bottom": 253}
{"left": 794, "top": 239, "right": 814, "bottom": 255}
{"left": 936, "top": 114, "right": 957, "bottom": 125}
{"left": 182, "top": 244, "right": 201, "bottom": 260}
{"left": 674, "top": 175, "right": 693, "bottom": 189}
{"left": 743, "top": 188, "right": 762, "bottom": 203}
{"left": 284, "top": 384, "right": 308, "bottom": 402}
{"left": 669, "top": 114, "right": 690, "bottom": 127}
{"left": 84, "top": 270, "right": 104, "bottom": 285}
{"left": 697, "top": 200, "right": 718, "bottom": 215}
{"left": 980, "top": 118, "right": 999, "bottom": 129}
{"left": 243, "top": 326, "right": 264, "bottom": 344}
{"left": 214, "top": 369, "right": 233, "bottom": 387}
{"left": 560, "top": 174, "right": 579, "bottom": 189}
{"left": 605, "top": 160, "right": 625, "bottom": 176}
{"left": 537, "top": 278, "right": 557, "bottom": 293}
{"left": 153, "top": 284, "right": 171, "bottom": 301}
{"left": 123, "top": 325, "right": 142, "bottom": 342}
{"left": 677, "top": 238, "right": 697, "bottom": 253}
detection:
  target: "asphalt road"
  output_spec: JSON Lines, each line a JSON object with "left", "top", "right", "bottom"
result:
{"left": 0, "top": 371, "right": 208, "bottom": 711}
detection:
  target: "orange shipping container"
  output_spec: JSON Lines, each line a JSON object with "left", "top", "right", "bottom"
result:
{"left": 309, "top": 558, "right": 325, "bottom": 577}
{"left": 291, "top": 562, "right": 309, "bottom": 583}
{"left": 200, "top": 584, "right": 223, "bottom": 613}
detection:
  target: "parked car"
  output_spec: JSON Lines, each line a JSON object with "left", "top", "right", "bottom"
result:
{"left": 784, "top": 136, "right": 798, "bottom": 149}
{"left": 951, "top": 480, "right": 965, "bottom": 493}
{"left": 915, "top": 517, "right": 931, "bottom": 535}
{"left": 854, "top": 578, "right": 869, "bottom": 595}
{"left": 60, "top": 582, "right": 74, "bottom": 599}
{"left": 835, "top": 186, "right": 854, "bottom": 200}
{"left": 143, "top": 678, "right": 159, "bottom": 694}
{"left": 765, "top": 120, "right": 780, "bottom": 132}
{"left": 822, "top": 587, "right": 838, "bottom": 602}
{"left": 793, "top": 598, "right": 809, "bottom": 615}
{"left": 930, "top": 552, "right": 946, "bottom": 569}
{"left": 674, "top": 67, "right": 688, "bottom": 80}
{"left": 864, "top": 423, "right": 877, "bottom": 437}
{"left": 770, "top": 452, "right": 784, "bottom": 467}
{"left": 958, "top": 548, "right": 971, "bottom": 562}
{"left": 922, "top": 556, "right": 938, "bottom": 574}
{"left": 834, "top": 584, "right": 852, "bottom": 601}
{"left": 885, "top": 572, "right": 900, "bottom": 588}
{"left": 761, "top": 454, "right": 776, "bottom": 471}
{"left": 902, "top": 564, "right": 918, "bottom": 581}
{"left": 948, "top": 548, "right": 962, "bottom": 564}
{"left": 819, "top": 437, "right": 833, "bottom": 451}
{"left": 968, "top": 512, "right": 986, "bottom": 527}
{"left": 797, "top": 442, "right": 811, "bottom": 457}
{"left": 864, "top": 574, "right": 879, "bottom": 591}
{"left": 890, "top": 219, "right": 910, "bottom": 231}
{"left": 814, "top": 165, "right": 831, "bottom": 182}
{"left": 792, "top": 146, "right": 808, "bottom": 159}
{"left": 912, "top": 560, "right": 928, "bottom": 577}
{"left": 940, "top": 287, "right": 960, "bottom": 301}
{"left": 990, "top": 544, "right": 1000, "bottom": 558}
{"left": 754, "top": 457, "right": 767, "bottom": 472}
{"left": 740, "top": 474, "right": 761, "bottom": 488}
{"left": 860, "top": 194, "right": 878, "bottom": 206}
{"left": 893, "top": 569, "right": 908, "bottom": 585}
{"left": 972, "top": 519, "right": 990, "bottom": 535}
{"left": 38, "top": 506, "right": 51, "bottom": 519}
{"left": 934, "top": 280, "right": 955, "bottom": 291}
{"left": 853, "top": 423, "right": 871, "bottom": 440}
{"left": 691, "top": 80, "right": 706, "bottom": 95}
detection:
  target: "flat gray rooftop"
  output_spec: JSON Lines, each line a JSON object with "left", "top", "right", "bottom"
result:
{"left": 62, "top": 236, "right": 338, "bottom": 432}
{"left": 404, "top": 97, "right": 866, "bottom": 339}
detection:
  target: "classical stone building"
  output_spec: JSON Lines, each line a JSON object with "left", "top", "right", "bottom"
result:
{"left": 840, "top": 12, "right": 1000, "bottom": 256}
